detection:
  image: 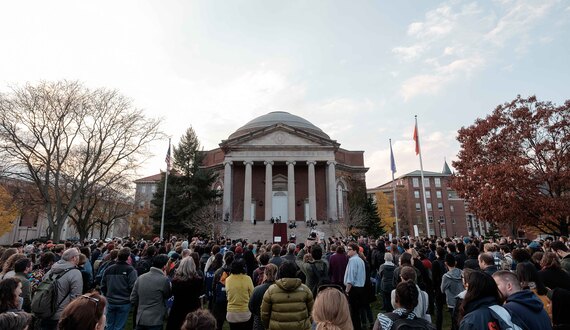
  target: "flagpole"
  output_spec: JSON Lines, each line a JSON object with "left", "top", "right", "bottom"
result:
{"left": 415, "top": 116, "right": 431, "bottom": 237}
{"left": 390, "top": 139, "right": 400, "bottom": 237}
{"left": 160, "top": 138, "right": 171, "bottom": 240}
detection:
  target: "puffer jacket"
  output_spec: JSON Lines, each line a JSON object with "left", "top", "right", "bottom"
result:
{"left": 261, "top": 278, "right": 314, "bottom": 330}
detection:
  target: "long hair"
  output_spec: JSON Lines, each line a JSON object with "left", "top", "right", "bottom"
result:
{"left": 174, "top": 257, "right": 199, "bottom": 281}
{"left": 262, "top": 263, "right": 278, "bottom": 284}
{"left": 1, "top": 253, "right": 26, "bottom": 276}
{"left": 540, "top": 252, "right": 560, "bottom": 270}
{"left": 58, "top": 293, "right": 107, "bottom": 330}
{"left": 207, "top": 253, "right": 223, "bottom": 273}
{"left": 312, "top": 288, "right": 353, "bottom": 330}
{"left": 458, "top": 271, "right": 501, "bottom": 322}
{"left": 0, "top": 248, "right": 18, "bottom": 272}
{"left": 0, "top": 278, "right": 21, "bottom": 312}
{"left": 516, "top": 261, "right": 547, "bottom": 295}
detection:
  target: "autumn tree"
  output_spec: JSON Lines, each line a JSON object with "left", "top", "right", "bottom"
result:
{"left": 452, "top": 96, "right": 570, "bottom": 236}
{"left": 0, "top": 81, "right": 162, "bottom": 241}
{"left": 375, "top": 191, "right": 395, "bottom": 234}
{"left": 0, "top": 185, "right": 19, "bottom": 237}
{"left": 151, "top": 127, "right": 219, "bottom": 236}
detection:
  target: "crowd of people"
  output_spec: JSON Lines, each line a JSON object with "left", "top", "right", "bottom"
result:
{"left": 0, "top": 232, "right": 568, "bottom": 330}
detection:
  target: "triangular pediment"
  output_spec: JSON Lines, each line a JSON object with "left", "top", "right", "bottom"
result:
{"left": 220, "top": 123, "right": 339, "bottom": 150}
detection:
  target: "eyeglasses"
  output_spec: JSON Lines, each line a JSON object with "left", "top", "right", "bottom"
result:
{"left": 347, "top": 248, "right": 353, "bottom": 251}
{"left": 81, "top": 295, "right": 100, "bottom": 309}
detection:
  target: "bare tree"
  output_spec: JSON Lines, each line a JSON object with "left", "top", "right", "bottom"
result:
{"left": 0, "top": 81, "right": 163, "bottom": 241}
{"left": 183, "top": 201, "right": 222, "bottom": 238}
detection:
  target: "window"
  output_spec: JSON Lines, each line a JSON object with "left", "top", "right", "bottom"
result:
{"left": 414, "top": 191, "right": 420, "bottom": 198}
{"left": 427, "top": 203, "right": 432, "bottom": 211}
{"left": 439, "top": 215, "right": 445, "bottom": 223}
{"left": 413, "top": 178, "right": 419, "bottom": 187}
{"left": 436, "top": 190, "right": 442, "bottom": 199}
{"left": 415, "top": 203, "right": 421, "bottom": 211}
{"left": 452, "top": 218, "right": 456, "bottom": 224}
{"left": 438, "top": 203, "right": 443, "bottom": 210}
{"left": 428, "top": 216, "right": 433, "bottom": 223}
{"left": 435, "top": 178, "right": 441, "bottom": 187}
{"left": 424, "top": 178, "right": 430, "bottom": 187}
{"left": 141, "top": 185, "right": 146, "bottom": 193}
{"left": 450, "top": 205, "right": 455, "bottom": 212}
{"left": 425, "top": 190, "right": 431, "bottom": 199}
{"left": 151, "top": 185, "right": 157, "bottom": 194}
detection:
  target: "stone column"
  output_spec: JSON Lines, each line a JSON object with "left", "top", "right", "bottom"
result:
{"left": 307, "top": 161, "right": 317, "bottom": 220}
{"left": 264, "top": 161, "right": 273, "bottom": 221}
{"left": 222, "top": 161, "right": 232, "bottom": 221}
{"left": 287, "top": 161, "right": 296, "bottom": 221}
{"left": 327, "top": 161, "right": 338, "bottom": 221}
{"left": 243, "top": 161, "right": 253, "bottom": 222}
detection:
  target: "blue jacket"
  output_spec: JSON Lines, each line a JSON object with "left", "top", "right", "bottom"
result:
{"left": 504, "top": 290, "right": 552, "bottom": 330}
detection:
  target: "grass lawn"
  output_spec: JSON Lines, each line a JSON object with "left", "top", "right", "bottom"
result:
{"left": 125, "top": 294, "right": 452, "bottom": 330}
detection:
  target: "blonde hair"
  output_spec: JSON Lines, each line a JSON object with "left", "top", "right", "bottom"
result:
{"left": 312, "top": 288, "right": 353, "bottom": 330}
{"left": 263, "top": 264, "right": 278, "bottom": 283}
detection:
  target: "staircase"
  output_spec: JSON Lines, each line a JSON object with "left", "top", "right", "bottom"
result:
{"left": 220, "top": 220, "right": 344, "bottom": 243}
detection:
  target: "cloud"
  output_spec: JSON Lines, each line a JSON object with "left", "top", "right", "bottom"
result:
{"left": 400, "top": 75, "right": 450, "bottom": 101}
{"left": 392, "top": 45, "right": 426, "bottom": 61}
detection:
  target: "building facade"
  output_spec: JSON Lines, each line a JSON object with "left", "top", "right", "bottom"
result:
{"left": 367, "top": 162, "right": 486, "bottom": 238}
{"left": 202, "top": 111, "right": 368, "bottom": 224}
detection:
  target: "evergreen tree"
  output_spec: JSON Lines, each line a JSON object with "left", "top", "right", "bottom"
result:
{"left": 360, "top": 196, "right": 385, "bottom": 238}
{"left": 151, "top": 127, "right": 219, "bottom": 236}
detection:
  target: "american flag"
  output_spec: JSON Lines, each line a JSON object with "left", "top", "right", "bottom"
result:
{"left": 165, "top": 145, "right": 171, "bottom": 170}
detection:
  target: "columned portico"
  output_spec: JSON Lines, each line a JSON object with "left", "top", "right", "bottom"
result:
{"left": 307, "top": 161, "right": 317, "bottom": 220}
{"left": 222, "top": 161, "right": 232, "bottom": 220}
{"left": 243, "top": 161, "right": 253, "bottom": 222}
{"left": 264, "top": 161, "right": 273, "bottom": 221}
{"left": 287, "top": 161, "right": 296, "bottom": 221}
{"left": 327, "top": 161, "right": 337, "bottom": 220}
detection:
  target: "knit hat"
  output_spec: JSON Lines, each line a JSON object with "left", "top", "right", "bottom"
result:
{"left": 235, "top": 246, "right": 243, "bottom": 254}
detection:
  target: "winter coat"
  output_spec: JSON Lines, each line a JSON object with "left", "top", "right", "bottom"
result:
{"left": 296, "top": 253, "right": 328, "bottom": 294}
{"left": 249, "top": 281, "right": 273, "bottom": 330}
{"left": 100, "top": 261, "right": 137, "bottom": 305}
{"left": 391, "top": 284, "right": 430, "bottom": 321}
{"left": 261, "top": 278, "right": 314, "bottom": 330}
{"left": 539, "top": 267, "right": 570, "bottom": 291}
{"left": 328, "top": 252, "right": 348, "bottom": 286}
{"left": 165, "top": 276, "right": 203, "bottom": 330}
{"left": 459, "top": 296, "right": 500, "bottom": 330}
{"left": 43, "top": 260, "right": 83, "bottom": 320}
{"left": 378, "top": 262, "right": 396, "bottom": 293}
{"left": 504, "top": 290, "right": 552, "bottom": 330}
{"left": 441, "top": 268, "right": 464, "bottom": 308}
{"left": 130, "top": 267, "right": 171, "bottom": 327}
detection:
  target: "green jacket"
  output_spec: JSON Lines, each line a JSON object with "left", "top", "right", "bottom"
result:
{"left": 261, "top": 278, "right": 314, "bottom": 330}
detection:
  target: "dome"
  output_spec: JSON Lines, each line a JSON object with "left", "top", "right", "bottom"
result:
{"left": 228, "top": 111, "right": 330, "bottom": 139}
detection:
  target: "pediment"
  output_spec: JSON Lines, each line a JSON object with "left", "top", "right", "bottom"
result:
{"left": 241, "top": 130, "right": 320, "bottom": 147}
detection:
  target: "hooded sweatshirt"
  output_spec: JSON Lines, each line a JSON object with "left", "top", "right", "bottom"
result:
{"left": 504, "top": 290, "right": 552, "bottom": 330}
{"left": 260, "top": 278, "right": 314, "bottom": 330}
{"left": 441, "top": 268, "right": 464, "bottom": 308}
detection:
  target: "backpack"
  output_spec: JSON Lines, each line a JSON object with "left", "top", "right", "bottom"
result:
{"left": 385, "top": 312, "right": 436, "bottom": 330}
{"left": 310, "top": 263, "right": 330, "bottom": 297}
{"left": 214, "top": 271, "right": 229, "bottom": 304}
{"left": 488, "top": 305, "right": 525, "bottom": 330}
{"left": 31, "top": 268, "right": 74, "bottom": 319}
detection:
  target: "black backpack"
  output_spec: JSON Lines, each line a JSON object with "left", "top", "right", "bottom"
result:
{"left": 31, "top": 268, "right": 74, "bottom": 319}
{"left": 385, "top": 312, "right": 436, "bottom": 330}
{"left": 310, "top": 263, "right": 330, "bottom": 297}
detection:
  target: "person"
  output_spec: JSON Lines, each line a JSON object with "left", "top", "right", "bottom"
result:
{"left": 268, "top": 244, "right": 283, "bottom": 267}
{"left": 130, "top": 254, "right": 171, "bottom": 330}
{"left": 297, "top": 245, "right": 329, "bottom": 295}
{"left": 30, "top": 252, "right": 55, "bottom": 294}
{"left": 0, "top": 253, "right": 26, "bottom": 279}
{"left": 58, "top": 292, "right": 106, "bottom": 330}
{"left": 463, "top": 245, "right": 480, "bottom": 271}
{"left": 0, "top": 311, "right": 31, "bottom": 330}
{"left": 390, "top": 266, "right": 430, "bottom": 321}
{"left": 516, "top": 261, "right": 552, "bottom": 320}
{"left": 248, "top": 263, "right": 277, "bottom": 330}
{"left": 212, "top": 251, "right": 234, "bottom": 330}
{"left": 441, "top": 254, "right": 464, "bottom": 318}
{"left": 328, "top": 245, "right": 348, "bottom": 287}
{"left": 100, "top": 247, "right": 137, "bottom": 330}
{"left": 166, "top": 257, "right": 204, "bottom": 330}
{"left": 40, "top": 248, "right": 83, "bottom": 330}
{"left": 378, "top": 253, "right": 396, "bottom": 312}
{"left": 181, "top": 308, "right": 217, "bottom": 330}
{"left": 431, "top": 247, "right": 447, "bottom": 330}
{"left": 478, "top": 253, "right": 498, "bottom": 276}
{"left": 252, "top": 253, "right": 270, "bottom": 286}
{"left": 13, "top": 258, "right": 32, "bottom": 312}
{"left": 550, "top": 241, "right": 570, "bottom": 274}
{"left": 0, "top": 277, "right": 23, "bottom": 312}
{"left": 312, "top": 287, "right": 353, "bottom": 330}
{"left": 457, "top": 271, "right": 504, "bottom": 330}
{"left": 225, "top": 259, "right": 254, "bottom": 329}
{"left": 344, "top": 242, "right": 366, "bottom": 330}
{"left": 492, "top": 270, "right": 552, "bottom": 330}
{"left": 538, "top": 252, "right": 570, "bottom": 290}
{"left": 261, "top": 261, "right": 314, "bottom": 330}
{"left": 374, "top": 280, "right": 435, "bottom": 330}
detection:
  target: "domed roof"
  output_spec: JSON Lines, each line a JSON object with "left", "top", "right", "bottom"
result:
{"left": 228, "top": 111, "right": 330, "bottom": 139}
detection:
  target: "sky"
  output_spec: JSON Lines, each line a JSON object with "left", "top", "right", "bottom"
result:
{"left": 1, "top": 0, "right": 569, "bottom": 188}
